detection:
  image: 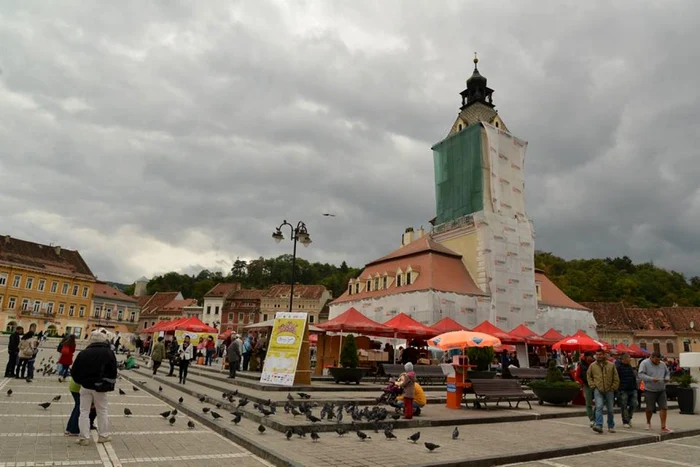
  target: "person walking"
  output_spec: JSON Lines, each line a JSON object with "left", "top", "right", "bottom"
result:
{"left": 166, "top": 338, "right": 179, "bottom": 377}
{"left": 587, "top": 349, "right": 620, "bottom": 434}
{"left": 16, "top": 330, "right": 37, "bottom": 380}
{"left": 226, "top": 335, "right": 242, "bottom": 379}
{"left": 574, "top": 351, "right": 596, "bottom": 427}
{"left": 205, "top": 336, "right": 216, "bottom": 366}
{"left": 57, "top": 335, "right": 77, "bottom": 382}
{"left": 150, "top": 337, "right": 167, "bottom": 376}
{"left": 70, "top": 331, "right": 117, "bottom": 446}
{"left": 242, "top": 332, "right": 253, "bottom": 371}
{"left": 177, "top": 336, "right": 194, "bottom": 384}
{"left": 4, "top": 326, "right": 22, "bottom": 377}
{"left": 638, "top": 351, "right": 672, "bottom": 433}
{"left": 397, "top": 362, "right": 417, "bottom": 420}
{"left": 65, "top": 377, "right": 97, "bottom": 436}
{"left": 615, "top": 353, "right": 638, "bottom": 428}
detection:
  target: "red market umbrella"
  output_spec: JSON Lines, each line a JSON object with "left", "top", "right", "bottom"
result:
{"left": 143, "top": 319, "right": 181, "bottom": 334}
{"left": 431, "top": 317, "right": 469, "bottom": 333}
{"left": 628, "top": 344, "right": 650, "bottom": 358}
{"left": 316, "top": 307, "right": 394, "bottom": 337}
{"left": 542, "top": 328, "right": 566, "bottom": 341}
{"left": 160, "top": 317, "right": 218, "bottom": 333}
{"left": 494, "top": 344, "right": 517, "bottom": 353}
{"left": 509, "top": 324, "right": 553, "bottom": 345}
{"left": 552, "top": 334, "right": 606, "bottom": 352}
{"left": 472, "top": 321, "right": 525, "bottom": 344}
{"left": 383, "top": 313, "right": 439, "bottom": 339}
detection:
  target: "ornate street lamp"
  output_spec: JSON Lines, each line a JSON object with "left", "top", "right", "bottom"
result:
{"left": 272, "top": 220, "right": 312, "bottom": 312}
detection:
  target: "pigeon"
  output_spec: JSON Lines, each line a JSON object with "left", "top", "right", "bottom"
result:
{"left": 232, "top": 413, "right": 241, "bottom": 425}
{"left": 425, "top": 442, "right": 440, "bottom": 452}
{"left": 6, "top": 389, "right": 12, "bottom": 397}
{"left": 187, "top": 420, "right": 195, "bottom": 429}
{"left": 124, "top": 408, "right": 132, "bottom": 416}
{"left": 158, "top": 386, "right": 163, "bottom": 392}
{"left": 160, "top": 410, "right": 171, "bottom": 418}
{"left": 307, "top": 414, "right": 321, "bottom": 423}
{"left": 132, "top": 386, "right": 139, "bottom": 392}
{"left": 178, "top": 397, "right": 184, "bottom": 404}
{"left": 38, "top": 402, "right": 51, "bottom": 409}
{"left": 211, "top": 412, "right": 222, "bottom": 420}
{"left": 52, "top": 395, "right": 61, "bottom": 402}
{"left": 257, "top": 424, "right": 266, "bottom": 434}
{"left": 171, "top": 409, "right": 178, "bottom": 416}
{"left": 335, "top": 428, "right": 347, "bottom": 437}
{"left": 287, "top": 393, "right": 294, "bottom": 401}
{"left": 408, "top": 432, "right": 421, "bottom": 443}
{"left": 199, "top": 396, "right": 206, "bottom": 403}
{"left": 384, "top": 429, "right": 397, "bottom": 440}
{"left": 119, "top": 389, "right": 126, "bottom": 396}
{"left": 260, "top": 408, "right": 274, "bottom": 417}
{"left": 169, "top": 416, "right": 176, "bottom": 425}
{"left": 297, "top": 392, "right": 311, "bottom": 399}
{"left": 310, "top": 431, "right": 320, "bottom": 442}
{"left": 237, "top": 398, "right": 249, "bottom": 408}
{"left": 294, "top": 427, "right": 306, "bottom": 438}
{"left": 291, "top": 407, "right": 301, "bottom": 417}
{"left": 216, "top": 403, "right": 222, "bottom": 409}
{"left": 356, "top": 431, "right": 370, "bottom": 441}
{"left": 452, "top": 427, "right": 459, "bottom": 440}
{"left": 285, "top": 429, "right": 293, "bottom": 440}
{"left": 202, "top": 407, "right": 211, "bottom": 413}
{"left": 391, "top": 413, "right": 401, "bottom": 421}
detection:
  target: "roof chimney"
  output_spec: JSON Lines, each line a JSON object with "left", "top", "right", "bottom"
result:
{"left": 54, "top": 246, "right": 61, "bottom": 256}
{"left": 402, "top": 227, "right": 415, "bottom": 246}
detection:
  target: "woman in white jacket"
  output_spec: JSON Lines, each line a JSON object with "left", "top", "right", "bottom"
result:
{"left": 177, "top": 336, "right": 194, "bottom": 385}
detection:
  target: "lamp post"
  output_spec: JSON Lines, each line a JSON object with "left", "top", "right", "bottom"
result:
{"left": 272, "top": 220, "right": 312, "bottom": 312}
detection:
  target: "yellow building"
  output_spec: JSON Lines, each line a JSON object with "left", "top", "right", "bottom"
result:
{"left": 0, "top": 235, "right": 96, "bottom": 337}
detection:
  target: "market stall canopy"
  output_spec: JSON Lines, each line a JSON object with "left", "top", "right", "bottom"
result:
{"left": 430, "top": 317, "right": 469, "bottom": 333}
{"left": 494, "top": 344, "right": 517, "bottom": 353}
{"left": 245, "top": 318, "right": 325, "bottom": 333}
{"left": 552, "top": 334, "right": 606, "bottom": 352}
{"left": 218, "top": 329, "right": 233, "bottom": 340}
{"left": 315, "top": 307, "right": 394, "bottom": 336}
{"left": 142, "top": 318, "right": 185, "bottom": 334}
{"left": 383, "top": 312, "right": 438, "bottom": 339}
{"left": 628, "top": 344, "right": 650, "bottom": 357}
{"left": 472, "top": 321, "right": 525, "bottom": 344}
{"left": 428, "top": 330, "right": 501, "bottom": 351}
{"left": 509, "top": 324, "right": 553, "bottom": 345}
{"left": 613, "top": 342, "right": 636, "bottom": 355}
{"left": 162, "top": 316, "right": 218, "bottom": 333}
{"left": 542, "top": 328, "right": 566, "bottom": 341}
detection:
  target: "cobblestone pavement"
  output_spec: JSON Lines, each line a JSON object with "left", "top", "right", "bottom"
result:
{"left": 0, "top": 349, "right": 273, "bottom": 467}
{"left": 505, "top": 434, "right": 700, "bottom": 467}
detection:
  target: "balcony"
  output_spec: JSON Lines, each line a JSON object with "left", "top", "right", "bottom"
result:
{"left": 19, "top": 309, "right": 57, "bottom": 320}
{"left": 88, "top": 316, "right": 138, "bottom": 324}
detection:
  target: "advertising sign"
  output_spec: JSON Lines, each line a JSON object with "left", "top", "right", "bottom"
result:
{"left": 260, "top": 312, "right": 307, "bottom": 386}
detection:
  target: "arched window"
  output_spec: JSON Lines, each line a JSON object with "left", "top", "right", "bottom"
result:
{"left": 383, "top": 276, "right": 388, "bottom": 289}
{"left": 5, "top": 321, "right": 17, "bottom": 333}
{"left": 639, "top": 340, "right": 647, "bottom": 350}
{"left": 355, "top": 283, "right": 360, "bottom": 294}
{"left": 366, "top": 280, "right": 371, "bottom": 292}
{"left": 653, "top": 340, "right": 661, "bottom": 355}
{"left": 666, "top": 341, "right": 674, "bottom": 354}
{"left": 348, "top": 283, "right": 352, "bottom": 295}
{"left": 406, "top": 272, "right": 412, "bottom": 285}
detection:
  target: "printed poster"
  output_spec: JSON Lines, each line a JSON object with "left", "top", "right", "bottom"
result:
{"left": 260, "top": 312, "right": 307, "bottom": 386}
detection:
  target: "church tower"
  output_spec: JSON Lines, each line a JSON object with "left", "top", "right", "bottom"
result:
{"left": 430, "top": 56, "right": 537, "bottom": 331}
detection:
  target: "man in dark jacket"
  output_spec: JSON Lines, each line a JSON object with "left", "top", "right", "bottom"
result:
{"left": 4, "top": 326, "right": 23, "bottom": 377}
{"left": 574, "top": 351, "right": 595, "bottom": 427}
{"left": 71, "top": 332, "right": 117, "bottom": 446}
{"left": 615, "top": 353, "right": 638, "bottom": 428}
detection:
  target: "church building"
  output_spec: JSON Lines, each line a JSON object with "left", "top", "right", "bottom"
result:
{"left": 329, "top": 56, "right": 596, "bottom": 337}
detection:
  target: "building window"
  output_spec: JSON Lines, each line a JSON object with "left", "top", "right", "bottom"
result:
{"left": 639, "top": 340, "right": 647, "bottom": 350}
{"left": 25, "top": 277, "right": 34, "bottom": 289}
{"left": 94, "top": 306, "right": 101, "bottom": 318}
{"left": 396, "top": 275, "right": 402, "bottom": 287}
{"left": 374, "top": 278, "right": 379, "bottom": 290}
{"left": 653, "top": 341, "right": 661, "bottom": 354}
{"left": 383, "top": 277, "right": 388, "bottom": 289}
{"left": 355, "top": 283, "right": 360, "bottom": 294}
{"left": 143, "top": 321, "right": 148, "bottom": 329}
{"left": 623, "top": 338, "right": 630, "bottom": 346}
{"left": 263, "top": 314, "right": 268, "bottom": 321}
{"left": 228, "top": 312, "right": 233, "bottom": 321}
{"left": 21, "top": 298, "right": 30, "bottom": 311}
{"left": 239, "top": 312, "right": 244, "bottom": 322}
{"left": 82, "top": 286, "right": 89, "bottom": 298}
{"left": 365, "top": 280, "right": 371, "bottom": 292}
{"left": 309, "top": 315, "right": 315, "bottom": 324}
{"left": 58, "top": 303, "right": 65, "bottom": 315}
{"left": 666, "top": 341, "right": 674, "bottom": 354}
{"left": 68, "top": 305, "right": 75, "bottom": 317}
{"left": 62, "top": 283, "right": 69, "bottom": 295}
{"left": 8, "top": 297, "right": 16, "bottom": 309}
{"left": 117, "top": 309, "right": 123, "bottom": 320}
{"left": 38, "top": 279, "right": 46, "bottom": 292}
{"left": 12, "top": 275, "right": 21, "bottom": 288}
{"left": 215, "top": 306, "right": 219, "bottom": 315}
{"left": 129, "top": 311, "right": 136, "bottom": 322}
{"left": 535, "top": 282, "right": 542, "bottom": 300}
{"left": 611, "top": 338, "right": 618, "bottom": 345}
{"left": 50, "top": 281, "right": 58, "bottom": 293}
{"left": 106, "top": 308, "right": 112, "bottom": 319}
{"left": 72, "top": 285, "right": 79, "bottom": 296}
{"left": 348, "top": 284, "right": 352, "bottom": 295}
{"left": 406, "top": 272, "right": 411, "bottom": 285}
{"left": 249, "top": 313, "right": 255, "bottom": 321}
{"left": 684, "top": 340, "right": 691, "bottom": 352}
{"left": 79, "top": 306, "right": 85, "bottom": 318}
{"left": 47, "top": 302, "right": 54, "bottom": 314}
{"left": 32, "top": 300, "right": 41, "bottom": 312}
{"left": 0, "top": 273, "right": 7, "bottom": 286}
{"left": 206, "top": 306, "right": 211, "bottom": 315}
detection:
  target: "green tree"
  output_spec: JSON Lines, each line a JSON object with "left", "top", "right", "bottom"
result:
{"left": 340, "top": 334, "right": 359, "bottom": 368}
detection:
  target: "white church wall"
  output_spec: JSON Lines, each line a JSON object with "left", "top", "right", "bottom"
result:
{"left": 536, "top": 305, "right": 599, "bottom": 339}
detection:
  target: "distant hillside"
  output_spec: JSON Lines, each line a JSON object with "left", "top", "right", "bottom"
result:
{"left": 105, "top": 281, "right": 131, "bottom": 292}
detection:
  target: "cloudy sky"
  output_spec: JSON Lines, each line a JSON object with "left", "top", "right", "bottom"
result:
{"left": 1, "top": 1, "right": 699, "bottom": 282}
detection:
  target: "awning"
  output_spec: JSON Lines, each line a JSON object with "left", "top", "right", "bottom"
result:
{"left": 552, "top": 334, "right": 606, "bottom": 352}
{"left": 383, "top": 313, "right": 438, "bottom": 339}
{"left": 472, "top": 321, "right": 525, "bottom": 344}
{"left": 541, "top": 328, "right": 566, "bottom": 341}
{"left": 315, "top": 307, "right": 394, "bottom": 337}
{"left": 430, "top": 317, "right": 469, "bottom": 333}
{"left": 161, "top": 317, "right": 218, "bottom": 333}
{"left": 509, "top": 324, "right": 554, "bottom": 345}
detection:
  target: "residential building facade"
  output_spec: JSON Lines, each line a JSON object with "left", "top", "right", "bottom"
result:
{"left": 136, "top": 291, "right": 182, "bottom": 332}
{"left": 261, "top": 284, "right": 331, "bottom": 326}
{"left": 222, "top": 289, "right": 266, "bottom": 333}
{"left": 88, "top": 283, "right": 140, "bottom": 335}
{"left": 0, "top": 235, "right": 97, "bottom": 337}
{"left": 201, "top": 283, "right": 241, "bottom": 328}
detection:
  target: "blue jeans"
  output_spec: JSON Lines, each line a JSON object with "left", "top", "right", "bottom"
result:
{"left": 617, "top": 390, "right": 638, "bottom": 424}
{"left": 205, "top": 349, "right": 214, "bottom": 366}
{"left": 396, "top": 400, "right": 421, "bottom": 414}
{"left": 594, "top": 389, "right": 615, "bottom": 428}
{"left": 67, "top": 391, "right": 96, "bottom": 434}
{"left": 26, "top": 359, "right": 35, "bottom": 380}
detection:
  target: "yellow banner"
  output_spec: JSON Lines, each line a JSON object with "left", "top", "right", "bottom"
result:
{"left": 174, "top": 330, "right": 212, "bottom": 348}
{"left": 260, "top": 312, "right": 307, "bottom": 386}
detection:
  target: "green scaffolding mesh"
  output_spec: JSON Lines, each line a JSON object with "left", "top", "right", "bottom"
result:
{"left": 432, "top": 124, "right": 484, "bottom": 224}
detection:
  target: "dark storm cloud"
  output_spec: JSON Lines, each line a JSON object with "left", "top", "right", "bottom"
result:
{"left": 1, "top": 0, "right": 699, "bottom": 282}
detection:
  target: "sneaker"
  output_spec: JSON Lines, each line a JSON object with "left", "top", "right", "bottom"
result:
{"left": 623, "top": 423, "right": 631, "bottom": 428}
{"left": 661, "top": 427, "right": 673, "bottom": 433}
{"left": 608, "top": 427, "right": 616, "bottom": 433}
{"left": 645, "top": 423, "right": 651, "bottom": 431}
{"left": 589, "top": 420, "right": 595, "bottom": 427}
{"left": 76, "top": 438, "right": 89, "bottom": 446}
{"left": 97, "top": 435, "right": 112, "bottom": 443}
{"left": 592, "top": 425, "right": 603, "bottom": 434}
{"left": 64, "top": 432, "right": 79, "bottom": 437}
{"left": 58, "top": 377, "right": 63, "bottom": 383}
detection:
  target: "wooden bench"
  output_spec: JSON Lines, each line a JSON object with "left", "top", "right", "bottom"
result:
{"left": 375, "top": 364, "right": 404, "bottom": 382}
{"left": 414, "top": 365, "right": 446, "bottom": 384}
{"left": 509, "top": 368, "right": 548, "bottom": 382}
{"left": 471, "top": 379, "right": 535, "bottom": 410}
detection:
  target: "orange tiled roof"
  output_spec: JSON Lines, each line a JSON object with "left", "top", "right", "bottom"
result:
{"left": 263, "top": 284, "right": 329, "bottom": 300}
{"left": 535, "top": 271, "right": 588, "bottom": 310}
{"left": 160, "top": 298, "right": 198, "bottom": 315}
{"left": 583, "top": 302, "right": 700, "bottom": 334}
{"left": 140, "top": 291, "right": 181, "bottom": 316}
{"left": 0, "top": 235, "right": 95, "bottom": 280}
{"left": 136, "top": 294, "right": 153, "bottom": 307}
{"left": 204, "top": 283, "right": 241, "bottom": 298}
{"left": 332, "top": 241, "right": 486, "bottom": 305}
{"left": 93, "top": 283, "right": 137, "bottom": 303}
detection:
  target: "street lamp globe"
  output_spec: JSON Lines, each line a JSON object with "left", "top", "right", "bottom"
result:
{"left": 272, "top": 230, "right": 284, "bottom": 243}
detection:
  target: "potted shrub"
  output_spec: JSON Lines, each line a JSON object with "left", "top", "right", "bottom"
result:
{"left": 466, "top": 347, "right": 496, "bottom": 379}
{"left": 674, "top": 372, "right": 698, "bottom": 414}
{"left": 529, "top": 361, "right": 580, "bottom": 405}
{"left": 329, "top": 335, "right": 367, "bottom": 384}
